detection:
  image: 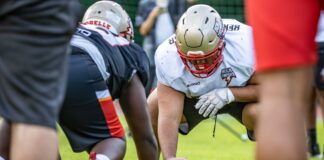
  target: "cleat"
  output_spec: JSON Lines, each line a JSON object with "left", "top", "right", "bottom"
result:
{"left": 308, "top": 143, "right": 322, "bottom": 158}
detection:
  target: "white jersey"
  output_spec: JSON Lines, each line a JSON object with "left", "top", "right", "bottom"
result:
{"left": 316, "top": 11, "right": 324, "bottom": 42}
{"left": 155, "top": 19, "right": 255, "bottom": 98}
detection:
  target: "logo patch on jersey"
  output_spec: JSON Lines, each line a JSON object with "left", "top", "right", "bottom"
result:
{"left": 221, "top": 68, "right": 236, "bottom": 86}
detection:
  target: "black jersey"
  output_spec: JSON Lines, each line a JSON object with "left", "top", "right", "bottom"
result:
{"left": 71, "top": 25, "right": 150, "bottom": 99}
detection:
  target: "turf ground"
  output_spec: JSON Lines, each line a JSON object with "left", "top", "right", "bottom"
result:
{"left": 58, "top": 114, "right": 324, "bottom": 160}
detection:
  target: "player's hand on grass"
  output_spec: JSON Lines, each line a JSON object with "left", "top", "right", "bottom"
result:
{"left": 195, "top": 88, "right": 235, "bottom": 118}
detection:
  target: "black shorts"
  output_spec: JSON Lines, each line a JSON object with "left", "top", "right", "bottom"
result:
{"left": 179, "top": 97, "right": 253, "bottom": 139}
{"left": 59, "top": 51, "right": 125, "bottom": 152}
{"left": 0, "top": 0, "right": 81, "bottom": 129}
{"left": 315, "top": 42, "right": 324, "bottom": 90}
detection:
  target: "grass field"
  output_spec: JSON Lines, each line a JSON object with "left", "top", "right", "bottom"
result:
{"left": 58, "top": 114, "right": 324, "bottom": 160}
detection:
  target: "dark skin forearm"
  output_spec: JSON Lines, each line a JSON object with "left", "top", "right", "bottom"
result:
{"left": 119, "top": 75, "right": 159, "bottom": 160}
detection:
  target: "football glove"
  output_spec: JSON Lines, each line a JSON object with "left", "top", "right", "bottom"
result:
{"left": 195, "top": 88, "right": 235, "bottom": 118}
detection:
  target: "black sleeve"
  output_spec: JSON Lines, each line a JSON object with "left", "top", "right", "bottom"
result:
{"left": 315, "top": 42, "right": 324, "bottom": 89}
{"left": 117, "top": 42, "right": 150, "bottom": 87}
{"left": 128, "top": 43, "right": 150, "bottom": 86}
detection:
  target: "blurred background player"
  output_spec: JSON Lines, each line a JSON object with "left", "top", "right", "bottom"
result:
{"left": 147, "top": 4, "right": 258, "bottom": 159}
{"left": 315, "top": 11, "right": 324, "bottom": 135}
{"left": 306, "top": 90, "right": 321, "bottom": 158}
{"left": 58, "top": 1, "right": 158, "bottom": 160}
{"left": 0, "top": 1, "right": 80, "bottom": 160}
{"left": 308, "top": 10, "right": 324, "bottom": 158}
{"left": 135, "top": 0, "right": 198, "bottom": 94}
{"left": 245, "top": 0, "right": 323, "bottom": 160}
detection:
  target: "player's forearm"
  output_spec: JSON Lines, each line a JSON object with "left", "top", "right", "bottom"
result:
{"left": 133, "top": 133, "right": 159, "bottom": 160}
{"left": 157, "top": 83, "right": 184, "bottom": 159}
{"left": 230, "top": 84, "right": 258, "bottom": 102}
{"left": 139, "top": 10, "right": 158, "bottom": 36}
{"left": 119, "top": 76, "right": 159, "bottom": 159}
{"left": 158, "top": 118, "right": 179, "bottom": 159}
{"left": 126, "top": 114, "right": 158, "bottom": 159}
{"left": 121, "top": 104, "right": 159, "bottom": 160}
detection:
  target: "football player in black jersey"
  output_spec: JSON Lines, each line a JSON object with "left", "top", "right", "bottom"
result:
{"left": 0, "top": 1, "right": 158, "bottom": 160}
{"left": 59, "top": 1, "right": 158, "bottom": 160}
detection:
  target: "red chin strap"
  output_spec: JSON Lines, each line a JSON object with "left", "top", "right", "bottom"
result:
{"left": 177, "top": 40, "right": 225, "bottom": 78}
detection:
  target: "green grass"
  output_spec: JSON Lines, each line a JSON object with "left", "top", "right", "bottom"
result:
{"left": 58, "top": 115, "right": 324, "bottom": 160}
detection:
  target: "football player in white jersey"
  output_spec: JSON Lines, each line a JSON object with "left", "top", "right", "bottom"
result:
{"left": 147, "top": 4, "right": 258, "bottom": 159}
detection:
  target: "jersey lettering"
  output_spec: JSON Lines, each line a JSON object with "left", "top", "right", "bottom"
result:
{"left": 77, "top": 28, "right": 92, "bottom": 37}
{"left": 224, "top": 24, "right": 240, "bottom": 31}
{"left": 186, "top": 82, "right": 200, "bottom": 88}
{"left": 168, "top": 37, "right": 176, "bottom": 45}
{"left": 82, "top": 20, "right": 111, "bottom": 30}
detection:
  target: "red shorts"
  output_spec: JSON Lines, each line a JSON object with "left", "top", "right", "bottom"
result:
{"left": 246, "top": 0, "right": 322, "bottom": 72}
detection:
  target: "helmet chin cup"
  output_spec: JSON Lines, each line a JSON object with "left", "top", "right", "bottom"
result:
{"left": 177, "top": 39, "right": 225, "bottom": 78}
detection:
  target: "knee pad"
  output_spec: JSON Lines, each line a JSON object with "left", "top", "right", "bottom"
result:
{"left": 89, "top": 152, "right": 111, "bottom": 160}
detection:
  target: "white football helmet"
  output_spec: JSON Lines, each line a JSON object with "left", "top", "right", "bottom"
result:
{"left": 176, "top": 4, "right": 225, "bottom": 78}
{"left": 82, "top": 0, "right": 134, "bottom": 41}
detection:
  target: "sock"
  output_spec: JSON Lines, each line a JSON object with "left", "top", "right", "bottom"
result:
{"left": 308, "top": 128, "right": 317, "bottom": 146}
{"left": 96, "top": 154, "right": 111, "bottom": 160}
{"left": 89, "top": 152, "right": 111, "bottom": 160}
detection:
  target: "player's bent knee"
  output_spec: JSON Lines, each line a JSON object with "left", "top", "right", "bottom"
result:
{"left": 147, "top": 89, "right": 158, "bottom": 124}
{"left": 242, "top": 103, "right": 257, "bottom": 130}
{"left": 90, "top": 138, "right": 126, "bottom": 160}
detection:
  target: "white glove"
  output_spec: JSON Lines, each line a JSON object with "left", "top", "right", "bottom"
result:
{"left": 195, "top": 88, "right": 235, "bottom": 118}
